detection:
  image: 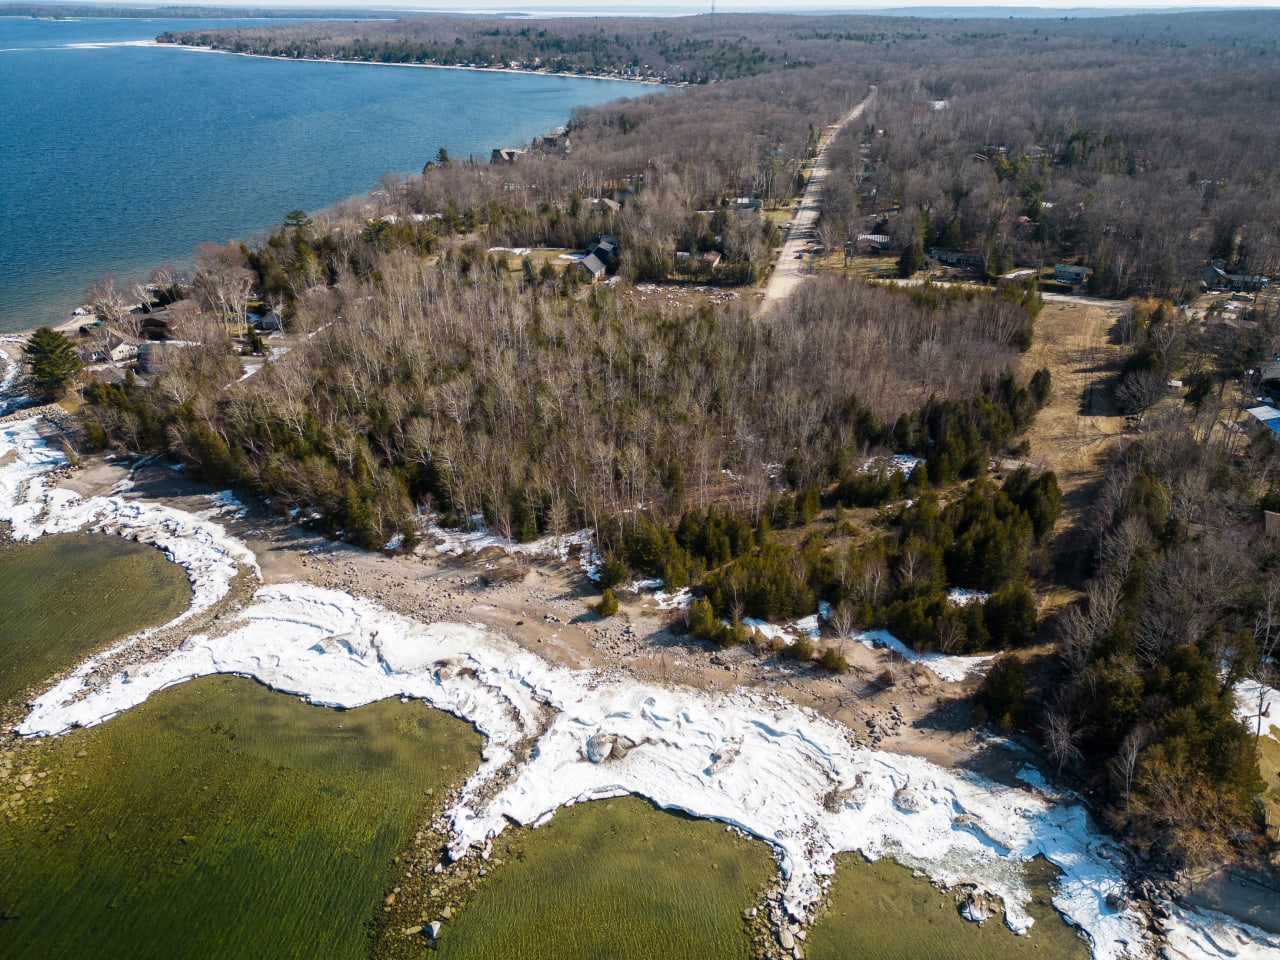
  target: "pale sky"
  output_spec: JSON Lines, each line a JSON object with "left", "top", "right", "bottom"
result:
{"left": 86, "top": 0, "right": 1280, "bottom": 11}
{"left": 276, "top": 0, "right": 1280, "bottom": 9}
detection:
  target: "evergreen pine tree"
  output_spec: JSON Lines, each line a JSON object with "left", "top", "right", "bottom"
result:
{"left": 23, "top": 326, "right": 81, "bottom": 398}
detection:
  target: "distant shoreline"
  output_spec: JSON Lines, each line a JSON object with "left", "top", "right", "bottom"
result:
{"left": 3, "top": 33, "right": 655, "bottom": 335}
{"left": 151, "top": 39, "right": 681, "bottom": 88}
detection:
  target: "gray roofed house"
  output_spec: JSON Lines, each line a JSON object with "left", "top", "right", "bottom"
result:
{"left": 576, "top": 253, "right": 607, "bottom": 281}
{"left": 1229, "top": 273, "right": 1270, "bottom": 292}
{"left": 589, "top": 241, "right": 615, "bottom": 262}
{"left": 104, "top": 334, "right": 140, "bottom": 364}
{"left": 80, "top": 333, "right": 140, "bottom": 365}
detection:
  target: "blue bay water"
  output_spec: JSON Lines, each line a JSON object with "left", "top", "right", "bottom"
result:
{"left": 0, "top": 17, "right": 644, "bottom": 332}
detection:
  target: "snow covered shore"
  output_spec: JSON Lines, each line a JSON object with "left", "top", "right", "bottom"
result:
{"left": 4, "top": 421, "right": 1276, "bottom": 960}
{"left": 18, "top": 581, "right": 1148, "bottom": 958}
{"left": 0, "top": 418, "right": 259, "bottom": 713}
{"left": 0, "top": 341, "right": 28, "bottom": 416}
{"left": 0, "top": 419, "right": 257, "bottom": 613}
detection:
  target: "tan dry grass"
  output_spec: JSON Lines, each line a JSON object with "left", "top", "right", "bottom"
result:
{"left": 1259, "top": 734, "right": 1280, "bottom": 850}
{"left": 1020, "top": 301, "right": 1130, "bottom": 514}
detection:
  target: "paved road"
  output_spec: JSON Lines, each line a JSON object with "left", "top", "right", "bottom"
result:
{"left": 758, "top": 90, "right": 875, "bottom": 312}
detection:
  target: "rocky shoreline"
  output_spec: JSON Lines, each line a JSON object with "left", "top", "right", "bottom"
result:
{"left": 4, "top": 430, "right": 1278, "bottom": 959}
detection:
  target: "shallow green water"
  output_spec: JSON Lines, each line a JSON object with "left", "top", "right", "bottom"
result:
{"left": 0, "top": 532, "right": 192, "bottom": 705}
{"left": 436, "top": 796, "right": 775, "bottom": 960}
{"left": 0, "top": 674, "right": 482, "bottom": 960}
{"left": 807, "top": 856, "right": 1090, "bottom": 960}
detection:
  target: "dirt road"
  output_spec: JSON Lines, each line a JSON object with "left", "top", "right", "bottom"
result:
{"left": 758, "top": 89, "right": 875, "bottom": 311}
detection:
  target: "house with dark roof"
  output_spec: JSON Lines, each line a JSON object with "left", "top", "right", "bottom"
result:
{"left": 1203, "top": 262, "right": 1231, "bottom": 290}
{"left": 490, "top": 148, "right": 526, "bottom": 165}
{"left": 575, "top": 253, "right": 607, "bottom": 282}
{"left": 1202, "top": 259, "right": 1271, "bottom": 292}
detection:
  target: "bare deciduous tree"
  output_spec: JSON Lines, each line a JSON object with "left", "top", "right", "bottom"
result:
{"left": 1045, "top": 707, "right": 1083, "bottom": 775}
{"left": 86, "top": 276, "right": 129, "bottom": 325}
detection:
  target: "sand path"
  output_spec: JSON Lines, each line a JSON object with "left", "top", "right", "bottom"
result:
{"left": 759, "top": 88, "right": 875, "bottom": 311}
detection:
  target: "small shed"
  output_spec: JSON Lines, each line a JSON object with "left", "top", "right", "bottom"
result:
{"left": 1246, "top": 405, "right": 1280, "bottom": 437}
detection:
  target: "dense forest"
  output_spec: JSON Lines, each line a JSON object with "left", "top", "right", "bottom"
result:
{"left": 51, "top": 9, "right": 1280, "bottom": 874}
{"left": 823, "top": 46, "right": 1280, "bottom": 297}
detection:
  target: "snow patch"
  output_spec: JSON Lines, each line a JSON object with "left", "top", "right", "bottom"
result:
{"left": 853, "top": 629, "right": 996, "bottom": 683}
{"left": 744, "top": 614, "right": 822, "bottom": 645}
{"left": 201, "top": 490, "right": 248, "bottom": 519}
{"left": 0, "top": 348, "right": 24, "bottom": 415}
{"left": 1163, "top": 903, "right": 1280, "bottom": 960}
{"left": 1234, "top": 679, "right": 1280, "bottom": 741}
{"left": 858, "top": 454, "right": 924, "bottom": 476}
{"left": 427, "top": 518, "right": 599, "bottom": 577}
{"left": 654, "top": 587, "right": 692, "bottom": 610}
{"left": 947, "top": 588, "right": 989, "bottom": 607}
